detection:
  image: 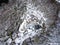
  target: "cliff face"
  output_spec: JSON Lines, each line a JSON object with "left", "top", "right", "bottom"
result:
{"left": 0, "top": 0, "right": 60, "bottom": 45}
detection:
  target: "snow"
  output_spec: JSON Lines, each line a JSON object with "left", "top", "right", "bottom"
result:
{"left": 15, "top": 38, "right": 21, "bottom": 44}
{"left": 56, "top": 0, "right": 60, "bottom": 3}
{"left": 16, "top": 3, "right": 44, "bottom": 45}
{"left": 6, "top": 38, "right": 12, "bottom": 44}
{"left": 0, "top": 0, "right": 60, "bottom": 45}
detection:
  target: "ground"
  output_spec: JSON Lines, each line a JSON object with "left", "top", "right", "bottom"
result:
{"left": 0, "top": 0, "right": 60, "bottom": 45}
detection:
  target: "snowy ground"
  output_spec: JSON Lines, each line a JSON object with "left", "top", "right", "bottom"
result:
{"left": 0, "top": 0, "right": 60, "bottom": 45}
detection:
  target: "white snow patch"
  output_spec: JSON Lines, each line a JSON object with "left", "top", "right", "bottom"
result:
{"left": 7, "top": 38, "right": 12, "bottom": 44}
